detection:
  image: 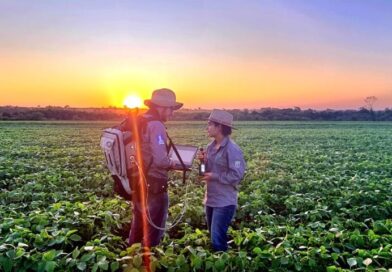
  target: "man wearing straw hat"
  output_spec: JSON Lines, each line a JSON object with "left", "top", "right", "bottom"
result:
{"left": 128, "top": 88, "right": 182, "bottom": 247}
{"left": 198, "top": 109, "right": 246, "bottom": 251}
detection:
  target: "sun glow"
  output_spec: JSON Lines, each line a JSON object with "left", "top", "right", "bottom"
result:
{"left": 124, "top": 95, "right": 143, "bottom": 108}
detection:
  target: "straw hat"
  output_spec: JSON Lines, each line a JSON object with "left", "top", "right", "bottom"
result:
{"left": 144, "top": 88, "right": 183, "bottom": 110}
{"left": 208, "top": 109, "right": 235, "bottom": 128}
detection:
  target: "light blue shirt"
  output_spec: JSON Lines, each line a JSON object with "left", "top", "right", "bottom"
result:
{"left": 204, "top": 137, "right": 246, "bottom": 207}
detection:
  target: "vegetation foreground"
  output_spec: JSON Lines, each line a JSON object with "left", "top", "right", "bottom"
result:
{"left": 1, "top": 121, "right": 391, "bottom": 272}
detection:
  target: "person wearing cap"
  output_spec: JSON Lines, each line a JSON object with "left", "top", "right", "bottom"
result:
{"left": 128, "top": 88, "right": 183, "bottom": 247}
{"left": 198, "top": 109, "right": 246, "bottom": 252}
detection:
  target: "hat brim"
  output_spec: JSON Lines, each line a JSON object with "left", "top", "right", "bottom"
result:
{"left": 144, "top": 100, "right": 183, "bottom": 110}
{"left": 207, "top": 117, "right": 237, "bottom": 129}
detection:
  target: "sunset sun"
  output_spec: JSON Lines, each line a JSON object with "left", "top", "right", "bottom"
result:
{"left": 124, "top": 95, "right": 143, "bottom": 108}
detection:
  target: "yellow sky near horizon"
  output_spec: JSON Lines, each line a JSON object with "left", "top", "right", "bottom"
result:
{"left": 1, "top": 48, "right": 391, "bottom": 110}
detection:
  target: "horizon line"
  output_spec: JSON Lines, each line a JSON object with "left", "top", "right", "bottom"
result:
{"left": 1, "top": 105, "right": 390, "bottom": 111}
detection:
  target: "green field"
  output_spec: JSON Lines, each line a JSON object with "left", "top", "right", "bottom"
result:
{"left": 1, "top": 121, "right": 392, "bottom": 272}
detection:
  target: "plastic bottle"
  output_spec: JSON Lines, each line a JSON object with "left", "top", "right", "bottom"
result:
{"left": 199, "top": 148, "right": 206, "bottom": 176}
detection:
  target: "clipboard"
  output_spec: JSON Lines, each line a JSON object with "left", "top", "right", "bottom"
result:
{"left": 168, "top": 145, "right": 198, "bottom": 170}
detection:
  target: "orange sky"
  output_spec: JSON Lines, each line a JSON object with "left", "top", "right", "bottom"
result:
{"left": 1, "top": 48, "right": 391, "bottom": 109}
{"left": 1, "top": 1, "right": 391, "bottom": 110}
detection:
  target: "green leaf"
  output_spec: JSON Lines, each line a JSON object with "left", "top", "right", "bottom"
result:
{"left": 331, "top": 253, "right": 339, "bottom": 261}
{"left": 185, "top": 245, "right": 196, "bottom": 255}
{"left": 70, "top": 234, "right": 82, "bottom": 242}
{"left": 81, "top": 253, "right": 95, "bottom": 263}
{"left": 0, "top": 256, "right": 13, "bottom": 272}
{"left": 205, "top": 261, "right": 213, "bottom": 270}
{"left": 66, "top": 229, "right": 78, "bottom": 237}
{"left": 45, "top": 261, "right": 57, "bottom": 272}
{"left": 308, "top": 258, "right": 316, "bottom": 267}
{"left": 17, "top": 242, "right": 29, "bottom": 248}
{"left": 37, "top": 261, "right": 46, "bottom": 272}
{"left": 280, "top": 257, "right": 289, "bottom": 265}
{"left": 15, "top": 248, "right": 25, "bottom": 258}
{"left": 238, "top": 251, "right": 247, "bottom": 258}
{"left": 72, "top": 248, "right": 80, "bottom": 259}
{"left": 110, "top": 261, "right": 120, "bottom": 272}
{"left": 6, "top": 250, "right": 15, "bottom": 259}
{"left": 331, "top": 247, "right": 340, "bottom": 253}
{"left": 191, "top": 256, "right": 202, "bottom": 269}
{"left": 43, "top": 250, "right": 56, "bottom": 261}
{"left": 0, "top": 244, "right": 8, "bottom": 251}
{"left": 294, "top": 262, "right": 302, "bottom": 271}
{"left": 150, "top": 260, "right": 159, "bottom": 272}
{"left": 133, "top": 255, "right": 143, "bottom": 268}
{"left": 326, "top": 266, "right": 337, "bottom": 272}
{"left": 347, "top": 257, "right": 357, "bottom": 268}
{"left": 176, "top": 254, "right": 186, "bottom": 266}
{"left": 97, "top": 256, "right": 109, "bottom": 270}
{"left": 215, "top": 259, "right": 225, "bottom": 270}
{"left": 253, "top": 247, "right": 262, "bottom": 254}
{"left": 77, "top": 262, "right": 87, "bottom": 271}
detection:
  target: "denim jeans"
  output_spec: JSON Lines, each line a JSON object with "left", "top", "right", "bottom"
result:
{"left": 128, "top": 191, "right": 169, "bottom": 247}
{"left": 205, "top": 205, "right": 236, "bottom": 251}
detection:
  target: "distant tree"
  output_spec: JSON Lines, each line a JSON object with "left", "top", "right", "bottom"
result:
{"left": 1, "top": 112, "right": 11, "bottom": 119}
{"left": 364, "top": 96, "right": 377, "bottom": 121}
{"left": 364, "top": 96, "right": 377, "bottom": 111}
{"left": 293, "top": 106, "right": 301, "bottom": 112}
{"left": 28, "top": 111, "right": 45, "bottom": 120}
{"left": 2, "top": 105, "right": 392, "bottom": 121}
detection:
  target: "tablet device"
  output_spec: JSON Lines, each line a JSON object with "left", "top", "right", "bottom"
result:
{"left": 168, "top": 145, "right": 198, "bottom": 170}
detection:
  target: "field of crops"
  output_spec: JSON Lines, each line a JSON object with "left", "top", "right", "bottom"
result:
{"left": 1, "top": 121, "right": 392, "bottom": 272}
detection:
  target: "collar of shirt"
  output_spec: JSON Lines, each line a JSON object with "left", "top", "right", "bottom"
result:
{"left": 212, "top": 136, "right": 229, "bottom": 150}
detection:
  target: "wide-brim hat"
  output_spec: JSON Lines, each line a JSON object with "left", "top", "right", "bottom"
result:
{"left": 208, "top": 109, "right": 236, "bottom": 129}
{"left": 144, "top": 88, "right": 183, "bottom": 110}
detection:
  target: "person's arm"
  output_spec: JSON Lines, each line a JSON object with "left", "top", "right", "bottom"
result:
{"left": 204, "top": 142, "right": 213, "bottom": 171}
{"left": 211, "top": 146, "right": 245, "bottom": 185}
{"left": 148, "top": 121, "right": 172, "bottom": 169}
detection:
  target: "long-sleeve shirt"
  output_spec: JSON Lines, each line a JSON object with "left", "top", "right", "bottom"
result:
{"left": 204, "top": 136, "right": 246, "bottom": 207}
{"left": 140, "top": 114, "right": 171, "bottom": 179}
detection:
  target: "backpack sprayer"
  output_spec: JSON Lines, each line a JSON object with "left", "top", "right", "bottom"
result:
{"left": 100, "top": 109, "right": 198, "bottom": 230}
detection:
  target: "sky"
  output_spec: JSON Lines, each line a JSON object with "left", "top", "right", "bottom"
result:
{"left": 0, "top": 0, "right": 391, "bottom": 110}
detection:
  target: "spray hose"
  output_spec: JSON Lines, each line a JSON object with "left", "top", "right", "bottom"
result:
{"left": 133, "top": 160, "right": 191, "bottom": 231}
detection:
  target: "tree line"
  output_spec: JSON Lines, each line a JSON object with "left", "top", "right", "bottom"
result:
{"left": 1, "top": 106, "right": 392, "bottom": 121}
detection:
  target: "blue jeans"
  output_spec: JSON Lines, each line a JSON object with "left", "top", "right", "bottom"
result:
{"left": 205, "top": 205, "right": 236, "bottom": 251}
{"left": 129, "top": 191, "right": 169, "bottom": 247}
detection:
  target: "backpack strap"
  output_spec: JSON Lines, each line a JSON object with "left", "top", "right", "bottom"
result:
{"left": 136, "top": 113, "right": 161, "bottom": 175}
{"left": 133, "top": 111, "right": 188, "bottom": 185}
{"left": 166, "top": 133, "right": 188, "bottom": 185}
